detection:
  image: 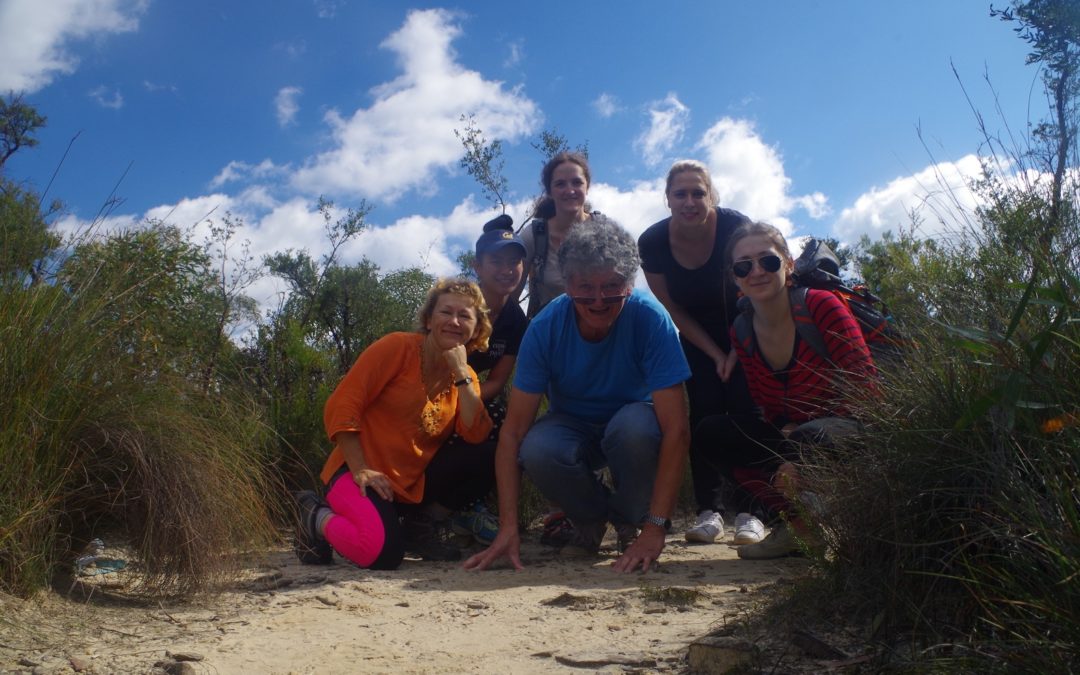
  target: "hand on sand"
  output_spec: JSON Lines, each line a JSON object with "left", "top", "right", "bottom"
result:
{"left": 463, "top": 529, "right": 523, "bottom": 571}
{"left": 611, "top": 527, "right": 664, "bottom": 574}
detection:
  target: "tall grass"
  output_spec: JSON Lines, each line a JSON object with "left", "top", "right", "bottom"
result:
{"left": 790, "top": 180, "right": 1080, "bottom": 670}
{"left": 0, "top": 246, "right": 281, "bottom": 598}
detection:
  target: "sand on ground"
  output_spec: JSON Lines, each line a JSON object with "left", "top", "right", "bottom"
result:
{"left": 0, "top": 529, "right": 807, "bottom": 674}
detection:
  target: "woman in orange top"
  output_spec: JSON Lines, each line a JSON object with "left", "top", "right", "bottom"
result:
{"left": 295, "top": 278, "right": 494, "bottom": 567}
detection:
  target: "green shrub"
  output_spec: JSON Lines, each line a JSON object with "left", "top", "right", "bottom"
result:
{"left": 0, "top": 237, "right": 280, "bottom": 598}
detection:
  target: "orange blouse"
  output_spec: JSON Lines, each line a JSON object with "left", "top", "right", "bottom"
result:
{"left": 320, "top": 332, "right": 492, "bottom": 503}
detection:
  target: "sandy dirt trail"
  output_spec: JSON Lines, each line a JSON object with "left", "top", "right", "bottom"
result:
{"left": 0, "top": 531, "right": 806, "bottom": 674}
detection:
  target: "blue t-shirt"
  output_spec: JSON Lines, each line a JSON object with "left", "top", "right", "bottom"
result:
{"left": 514, "top": 290, "right": 691, "bottom": 424}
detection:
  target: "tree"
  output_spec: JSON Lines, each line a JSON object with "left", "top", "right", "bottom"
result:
{"left": 59, "top": 221, "right": 228, "bottom": 380}
{"left": 0, "top": 93, "right": 46, "bottom": 171}
{"left": 530, "top": 127, "right": 589, "bottom": 161}
{"left": 454, "top": 114, "right": 509, "bottom": 212}
{"left": 0, "top": 178, "right": 61, "bottom": 286}
{"left": 992, "top": 0, "right": 1079, "bottom": 243}
{"left": 199, "top": 211, "right": 263, "bottom": 390}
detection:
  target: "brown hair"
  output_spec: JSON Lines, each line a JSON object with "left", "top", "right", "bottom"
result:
{"left": 664, "top": 159, "right": 717, "bottom": 207}
{"left": 534, "top": 152, "right": 591, "bottom": 219}
{"left": 723, "top": 221, "right": 793, "bottom": 270}
{"left": 416, "top": 277, "right": 492, "bottom": 353}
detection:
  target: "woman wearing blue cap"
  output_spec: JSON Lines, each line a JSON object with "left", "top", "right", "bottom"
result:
{"left": 443, "top": 214, "right": 529, "bottom": 545}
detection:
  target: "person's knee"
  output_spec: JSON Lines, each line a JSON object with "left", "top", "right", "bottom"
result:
{"left": 518, "top": 421, "right": 583, "bottom": 475}
{"left": 604, "top": 404, "right": 661, "bottom": 460}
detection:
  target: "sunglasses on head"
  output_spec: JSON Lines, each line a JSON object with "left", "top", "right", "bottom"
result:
{"left": 570, "top": 293, "right": 629, "bottom": 306}
{"left": 732, "top": 254, "right": 783, "bottom": 278}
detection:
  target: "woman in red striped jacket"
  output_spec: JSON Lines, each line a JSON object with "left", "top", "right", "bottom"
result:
{"left": 695, "top": 221, "right": 876, "bottom": 559}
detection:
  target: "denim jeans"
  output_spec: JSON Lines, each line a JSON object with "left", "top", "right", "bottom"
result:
{"left": 517, "top": 402, "right": 661, "bottom": 527}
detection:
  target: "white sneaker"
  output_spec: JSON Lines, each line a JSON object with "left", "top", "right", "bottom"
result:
{"left": 732, "top": 513, "right": 766, "bottom": 545}
{"left": 684, "top": 510, "right": 723, "bottom": 544}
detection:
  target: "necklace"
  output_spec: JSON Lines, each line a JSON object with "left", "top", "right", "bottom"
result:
{"left": 419, "top": 338, "right": 451, "bottom": 436}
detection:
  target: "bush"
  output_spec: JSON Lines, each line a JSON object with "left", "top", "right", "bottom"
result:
{"left": 0, "top": 234, "right": 281, "bottom": 598}
{"left": 791, "top": 174, "right": 1080, "bottom": 670}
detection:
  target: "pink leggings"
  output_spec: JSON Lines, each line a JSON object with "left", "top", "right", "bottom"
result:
{"left": 324, "top": 473, "right": 405, "bottom": 570}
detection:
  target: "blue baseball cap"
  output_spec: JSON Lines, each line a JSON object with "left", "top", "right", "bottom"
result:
{"left": 475, "top": 214, "right": 526, "bottom": 258}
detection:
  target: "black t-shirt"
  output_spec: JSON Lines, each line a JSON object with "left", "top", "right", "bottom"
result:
{"left": 638, "top": 207, "right": 749, "bottom": 352}
{"left": 468, "top": 299, "right": 528, "bottom": 375}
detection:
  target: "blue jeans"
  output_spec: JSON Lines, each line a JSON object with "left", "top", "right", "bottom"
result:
{"left": 518, "top": 402, "right": 661, "bottom": 527}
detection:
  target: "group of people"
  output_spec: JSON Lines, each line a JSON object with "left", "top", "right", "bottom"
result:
{"left": 295, "top": 153, "right": 876, "bottom": 573}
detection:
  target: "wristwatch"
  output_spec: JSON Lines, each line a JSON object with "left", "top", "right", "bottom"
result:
{"left": 643, "top": 514, "right": 672, "bottom": 532}
{"left": 453, "top": 376, "right": 473, "bottom": 387}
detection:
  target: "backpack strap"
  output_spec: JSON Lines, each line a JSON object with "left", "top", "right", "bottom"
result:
{"left": 789, "top": 287, "right": 830, "bottom": 362}
{"left": 732, "top": 296, "right": 756, "bottom": 359}
{"left": 526, "top": 218, "right": 548, "bottom": 318}
{"left": 732, "top": 288, "right": 831, "bottom": 363}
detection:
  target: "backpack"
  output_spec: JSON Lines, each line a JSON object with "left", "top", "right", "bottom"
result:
{"left": 733, "top": 239, "right": 904, "bottom": 364}
{"left": 525, "top": 218, "right": 548, "bottom": 318}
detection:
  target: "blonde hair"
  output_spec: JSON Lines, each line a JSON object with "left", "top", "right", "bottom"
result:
{"left": 417, "top": 278, "right": 492, "bottom": 353}
{"left": 664, "top": 159, "right": 718, "bottom": 207}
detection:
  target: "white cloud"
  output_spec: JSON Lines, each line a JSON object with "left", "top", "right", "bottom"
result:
{"left": 592, "top": 93, "right": 620, "bottom": 119}
{"left": 314, "top": 0, "right": 342, "bottom": 19}
{"left": 695, "top": 117, "right": 805, "bottom": 234}
{"left": 209, "top": 159, "right": 289, "bottom": 189}
{"left": 635, "top": 93, "right": 689, "bottom": 167}
{"left": 0, "top": 0, "right": 146, "bottom": 92}
{"left": 291, "top": 9, "right": 541, "bottom": 202}
{"left": 275, "top": 86, "right": 302, "bottom": 127}
{"left": 88, "top": 85, "right": 123, "bottom": 109}
{"left": 276, "top": 40, "right": 307, "bottom": 59}
{"left": 794, "top": 192, "right": 830, "bottom": 219}
{"left": 504, "top": 40, "right": 524, "bottom": 69}
{"left": 830, "top": 154, "right": 985, "bottom": 244}
{"left": 142, "top": 80, "right": 177, "bottom": 94}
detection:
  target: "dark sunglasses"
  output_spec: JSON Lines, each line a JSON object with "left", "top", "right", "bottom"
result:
{"left": 732, "top": 254, "right": 783, "bottom": 278}
{"left": 570, "top": 293, "right": 630, "bottom": 306}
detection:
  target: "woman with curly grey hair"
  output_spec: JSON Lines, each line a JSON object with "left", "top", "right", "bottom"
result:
{"left": 465, "top": 216, "right": 692, "bottom": 574}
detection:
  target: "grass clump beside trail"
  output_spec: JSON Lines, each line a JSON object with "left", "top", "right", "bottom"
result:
{"left": 784, "top": 170, "right": 1080, "bottom": 672}
{"left": 771, "top": 5, "right": 1080, "bottom": 669}
{"left": 0, "top": 233, "right": 281, "bottom": 599}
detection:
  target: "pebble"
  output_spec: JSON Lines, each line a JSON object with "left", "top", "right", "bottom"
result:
{"left": 69, "top": 655, "right": 91, "bottom": 671}
{"left": 166, "top": 651, "right": 205, "bottom": 662}
{"left": 165, "top": 662, "right": 198, "bottom": 675}
{"left": 466, "top": 600, "right": 487, "bottom": 610}
{"left": 315, "top": 594, "right": 340, "bottom": 607}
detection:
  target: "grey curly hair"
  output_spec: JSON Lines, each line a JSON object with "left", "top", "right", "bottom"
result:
{"left": 557, "top": 215, "right": 640, "bottom": 284}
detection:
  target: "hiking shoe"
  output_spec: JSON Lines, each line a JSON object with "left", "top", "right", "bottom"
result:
{"left": 737, "top": 522, "right": 801, "bottom": 560}
{"left": 684, "top": 509, "right": 723, "bottom": 544}
{"left": 614, "top": 523, "right": 639, "bottom": 554}
{"left": 451, "top": 502, "right": 499, "bottom": 545}
{"left": 540, "top": 511, "right": 576, "bottom": 547}
{"left": 294, "top": 490, "right": 333, "bottom": 565}
{"left": 559, "top": 520, "right": 607, "bottom": 558}
{"left": 732, "top": 513, "right": 766, "bottom": 545}
{"left": 402, "top": 513, "right": 462, "bottom": 562}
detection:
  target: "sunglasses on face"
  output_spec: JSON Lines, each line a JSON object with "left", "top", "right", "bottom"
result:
{"left": 732, "top": 254, "right": 783, "bottom": 278}
{"left": 570, "top": 293, "right": 630, "bottom": 306}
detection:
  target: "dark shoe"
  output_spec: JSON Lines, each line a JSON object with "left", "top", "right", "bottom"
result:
{"left": 295, "top": 490, "right": 333, "bottom": 565}
{"left": 540, "top": 511, "right": 576, "bottom": 547}
{"left": 559, "top": 520, "right": 607, "bottom": 558}
{"left": 614, "top": 523, "right": 639, "bottom": 554}
{"left": 402, "top": 513, "right": 462, "bottom": 562}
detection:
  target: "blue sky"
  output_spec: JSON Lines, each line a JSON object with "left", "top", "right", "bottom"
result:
{"left": 0, "top": 0, "right": 1047, "bottom": 313}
